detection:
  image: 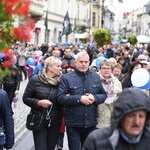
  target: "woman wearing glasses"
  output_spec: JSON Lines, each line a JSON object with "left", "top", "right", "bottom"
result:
{"left": 23, "top": 56, "right": 63, "bottom": 150}
{"left": 97, "top": 59, "right": 122, "bottom": 128}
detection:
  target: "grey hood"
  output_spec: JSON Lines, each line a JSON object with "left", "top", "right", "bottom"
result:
{"left": 111, "top": 88, "right": 150, "bottom": 137}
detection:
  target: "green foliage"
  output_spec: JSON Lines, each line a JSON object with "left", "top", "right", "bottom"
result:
{"left": 93, "top": 28, "right": 111, "bottom": 46}
{"left": 0, "top": 23, "right": 15, "bottom": 48}
{"left": 79, "top": 38, "right": 86, "bottom": 43}
{"left": 0, "top": 68, "right": 9, "bottom": 77}
{"left": 127, "top": 35, "right": 137, "bottom": 46}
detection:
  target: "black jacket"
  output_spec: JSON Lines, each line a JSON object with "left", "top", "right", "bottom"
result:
{"left": 83, "top": 88, "right": 150, "bottom": 150}
{"left": 58, "top": 69, "right": 106, "bottom": 128}
{"left": 2, "top": 65, "right": 20, "bottom": 91}
{"left": 0, "top": 89, "right": 14, "bottom": 149}
{"left": 23, "top": 75, "right": 63, "bottom": 127}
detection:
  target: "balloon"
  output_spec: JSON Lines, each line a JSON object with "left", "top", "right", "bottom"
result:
{"left": 27, "top": 58, "right": 35, "bottom": 66}
{"left": 0, "top": 53, "right": 4, "bottom": 59}
{"left": 96, "top": 57, "right": 106, "bottom": 70}
{"left": 55, "top": 41, "right": 59, "bottom": 46}
{"left": 131, "top": 68, "right": 149, "bottom": 87}
{"left": 138, "top": 49, "right": 143, "bottom": 54}
{"left": 139, "top": 77, "right": 150, "bottom": 89}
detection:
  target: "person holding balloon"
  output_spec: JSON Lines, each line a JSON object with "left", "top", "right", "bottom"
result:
{"left": 122, "top": 61, "right": 142, "bottom": 89}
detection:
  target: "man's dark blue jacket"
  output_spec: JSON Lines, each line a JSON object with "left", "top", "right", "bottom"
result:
{"left": 58, "top": 69, "right": 106, "bottom": 128}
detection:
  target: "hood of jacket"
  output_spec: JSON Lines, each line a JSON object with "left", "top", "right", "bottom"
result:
{"left": 111, "top": 88, "right": 150, "bottom": 134}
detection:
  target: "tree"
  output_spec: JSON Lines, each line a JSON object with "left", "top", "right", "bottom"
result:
{"left": 127, "top": 35, "right": 137, "bottom": 46}
{"left": 93, "top": 28, "right": 111, "bottom": 46}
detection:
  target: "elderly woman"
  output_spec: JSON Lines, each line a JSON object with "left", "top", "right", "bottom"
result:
{"left": 23, "top": 56, "right": 63, "bottom": 150}
{"left": 97, "top": 59, "right": 122, "bottom": 128}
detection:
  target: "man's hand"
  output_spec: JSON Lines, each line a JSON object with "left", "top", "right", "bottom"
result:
{"left": 80, "top": 95, "right": 93, "bottom": 105}
{"left": 87, "top": 93, "right": 95, "bottom": 103}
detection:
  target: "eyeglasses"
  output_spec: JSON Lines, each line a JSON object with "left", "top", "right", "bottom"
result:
{"left": 139, "top": 59, "right": 146, "bottom": 61}
{"left": 101, "top": 67, "right": 111, "bottom": 70}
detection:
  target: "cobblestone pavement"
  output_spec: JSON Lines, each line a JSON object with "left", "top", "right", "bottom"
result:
{"left": 12, "top": 80, "right": 30, "bottom": 146}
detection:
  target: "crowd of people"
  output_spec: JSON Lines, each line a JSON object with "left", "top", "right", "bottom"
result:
{"left": 0, "top": 41, "right": 150, "bottom": 150}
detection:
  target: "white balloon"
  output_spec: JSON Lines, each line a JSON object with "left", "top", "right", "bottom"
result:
{"left": 131, "top": 68, "right": 149, "bottom": 87}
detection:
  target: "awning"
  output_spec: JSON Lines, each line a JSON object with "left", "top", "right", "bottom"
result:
{"left": 137, "top": 35, "right": 150, "bottom": 43}
{"left": 74, "top": 32, "right": 89, "bottom": 39}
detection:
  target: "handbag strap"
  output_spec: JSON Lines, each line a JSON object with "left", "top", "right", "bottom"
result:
{"left": 45, "top": 88, "right": 54, "bottom": 127}
{"left": 47, "top": 87, "right": 53, "bottom": 100}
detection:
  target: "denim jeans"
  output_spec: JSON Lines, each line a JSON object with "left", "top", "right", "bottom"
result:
{"left": 66, "top": 126, "right": 96, "bottom": 150}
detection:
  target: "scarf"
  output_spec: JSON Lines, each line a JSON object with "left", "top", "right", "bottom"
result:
{"left": 38, "top": 70, "right": 61, "bottom": 86}
{"left": 100, "top": 73, "right": 116, "bottom": 104}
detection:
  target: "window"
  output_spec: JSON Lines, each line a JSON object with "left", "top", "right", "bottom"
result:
{"left": 92, "top": 12, "right": 96, "bottom": 26}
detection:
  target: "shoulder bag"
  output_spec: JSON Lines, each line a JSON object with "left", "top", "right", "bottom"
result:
{"left": 26, "top": 89, "right": 53, "bottom": 131}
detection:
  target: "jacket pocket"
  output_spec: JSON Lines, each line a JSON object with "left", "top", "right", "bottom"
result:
{"left": 69, "top": 84, "right": 82, "bottom": 94}
{"left": 91, "top": 83, "right": 100, "bottom": 93}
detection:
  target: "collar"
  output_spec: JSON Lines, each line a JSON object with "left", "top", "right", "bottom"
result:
{"left": 75, "top": 69, "right": 89, "bottom": 77}
{"left": 119, "top": 128, "right": 143, "bottom": 144}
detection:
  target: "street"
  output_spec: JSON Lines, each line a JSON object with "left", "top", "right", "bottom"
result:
{"left": 11, "top": 79, "right": 68, "bottom": 150}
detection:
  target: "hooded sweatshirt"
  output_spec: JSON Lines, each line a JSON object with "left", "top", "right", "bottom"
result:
{"left": 82, "top": 88, "right": 150, "bottom": 150}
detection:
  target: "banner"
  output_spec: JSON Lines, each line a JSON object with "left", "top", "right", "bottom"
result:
{"left": 61, "top": 11, "right": 72, "bottom": 36}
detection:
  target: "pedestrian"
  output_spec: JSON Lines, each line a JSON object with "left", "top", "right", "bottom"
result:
{"left": 0, "top": 89, "right": 14, "bottom": 150}
{"left": 82, "top": 88, "right": 150, "bottom": 150}
{"left": 23, "top": 56, "right": 63, "bottom": 150}
{"left": 1, "top": 64, "right": 20, "bottom": 111}
{"left": 57, "top": 46, "right": 76, "bottom": 150}
{"left": 58, "top": 51, "right": 106, "bottom": 150}
{"left": 17, "top": 43, "right": 28, "bottom": 81}
{"left": 122, "top": 61, "right": 142, "bottom": 89}
{"left": 97, "top": 59, "right": 122, "bottom": 128}
{"left": 61, "top": 46, "right": 76, "bottom": 74}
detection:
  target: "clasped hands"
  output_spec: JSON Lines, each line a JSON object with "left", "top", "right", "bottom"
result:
{"left": 80, "top": 93, "right": 95, "bottom": 105}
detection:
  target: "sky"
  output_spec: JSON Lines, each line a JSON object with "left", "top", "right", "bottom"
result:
{"left": 123, "top": 0, "right": 150, "bottom": 12}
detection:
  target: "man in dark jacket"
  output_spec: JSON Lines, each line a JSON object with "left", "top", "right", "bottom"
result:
{"left": 61, "top": 47, "right": 76, "bottom": 74}
{"left": 83, "top": 88, "right": 150, "bottom": 150}
{"left": 58, "top": 51, "right": 106, "bottom": 150}
{"left": 0, "top": 89, "right": 14, "bottom": 150}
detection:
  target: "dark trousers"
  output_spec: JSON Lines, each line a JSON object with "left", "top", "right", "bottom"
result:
{"left": 33, "top": 126, "right": 60, "bottom": 150}
{"left": 57, "top": 133, "right": 64, "bottom": 147}
{"left": 18, "top": 66, "right": 27, "bottom": 80}
{"left": 0, "top": 145, "right": 3, "bottom": 150}
{"left": 66, "top": 126, "right": 96, "bottom": 150}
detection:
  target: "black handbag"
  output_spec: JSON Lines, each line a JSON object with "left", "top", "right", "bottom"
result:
{"left": 26, "top": 89, "right": 53, "bottom": 131}
{"left": 26, "top": 111, "right": 44, "bottom": 131}
{"left": 0, "top": 126, "right": 6, "bottom": 145}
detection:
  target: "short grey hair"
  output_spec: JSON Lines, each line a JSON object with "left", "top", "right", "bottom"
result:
{"left": 75, "top": 51, "right": 89, "bottom": 61}
{"left": 100, "top": 59, "right": 113, "bottom": 69}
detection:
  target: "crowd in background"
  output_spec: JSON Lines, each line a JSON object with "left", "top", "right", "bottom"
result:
{"left": 0, "top": 41, "right": 150, "bottom": 150}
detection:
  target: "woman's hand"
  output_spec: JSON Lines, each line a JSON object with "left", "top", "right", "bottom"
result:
{"left": 37, "top": 100, "right": 52, "bottom": 108}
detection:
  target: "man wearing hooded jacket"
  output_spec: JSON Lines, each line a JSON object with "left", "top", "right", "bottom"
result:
{"left": 83, "top": 88, "right": 150, "bottom": 150}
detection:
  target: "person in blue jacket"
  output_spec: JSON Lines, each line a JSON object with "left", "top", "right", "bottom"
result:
{"left": 0, "top": 89, "right": 14, "bottom": 150}
{"left": 58, "top": 51, "right": 106, "bottom": 150}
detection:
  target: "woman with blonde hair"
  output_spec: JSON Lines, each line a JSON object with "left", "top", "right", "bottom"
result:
{"left": 23, "top": 56, "right": 63, "bottom": 150}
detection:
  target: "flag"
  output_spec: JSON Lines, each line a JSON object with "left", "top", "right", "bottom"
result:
{"left": 61, "top": 11, "right": 72, "bottom": 36}
{"left": 44, "top": 10, "right": 48, "bottom": 31}
{"left": 73, "top": 17, "right": 77, "bottom": 33}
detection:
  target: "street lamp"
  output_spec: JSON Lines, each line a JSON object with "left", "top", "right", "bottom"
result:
{"left": 101, "top": 0, "right": 115, "bottom": 28}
